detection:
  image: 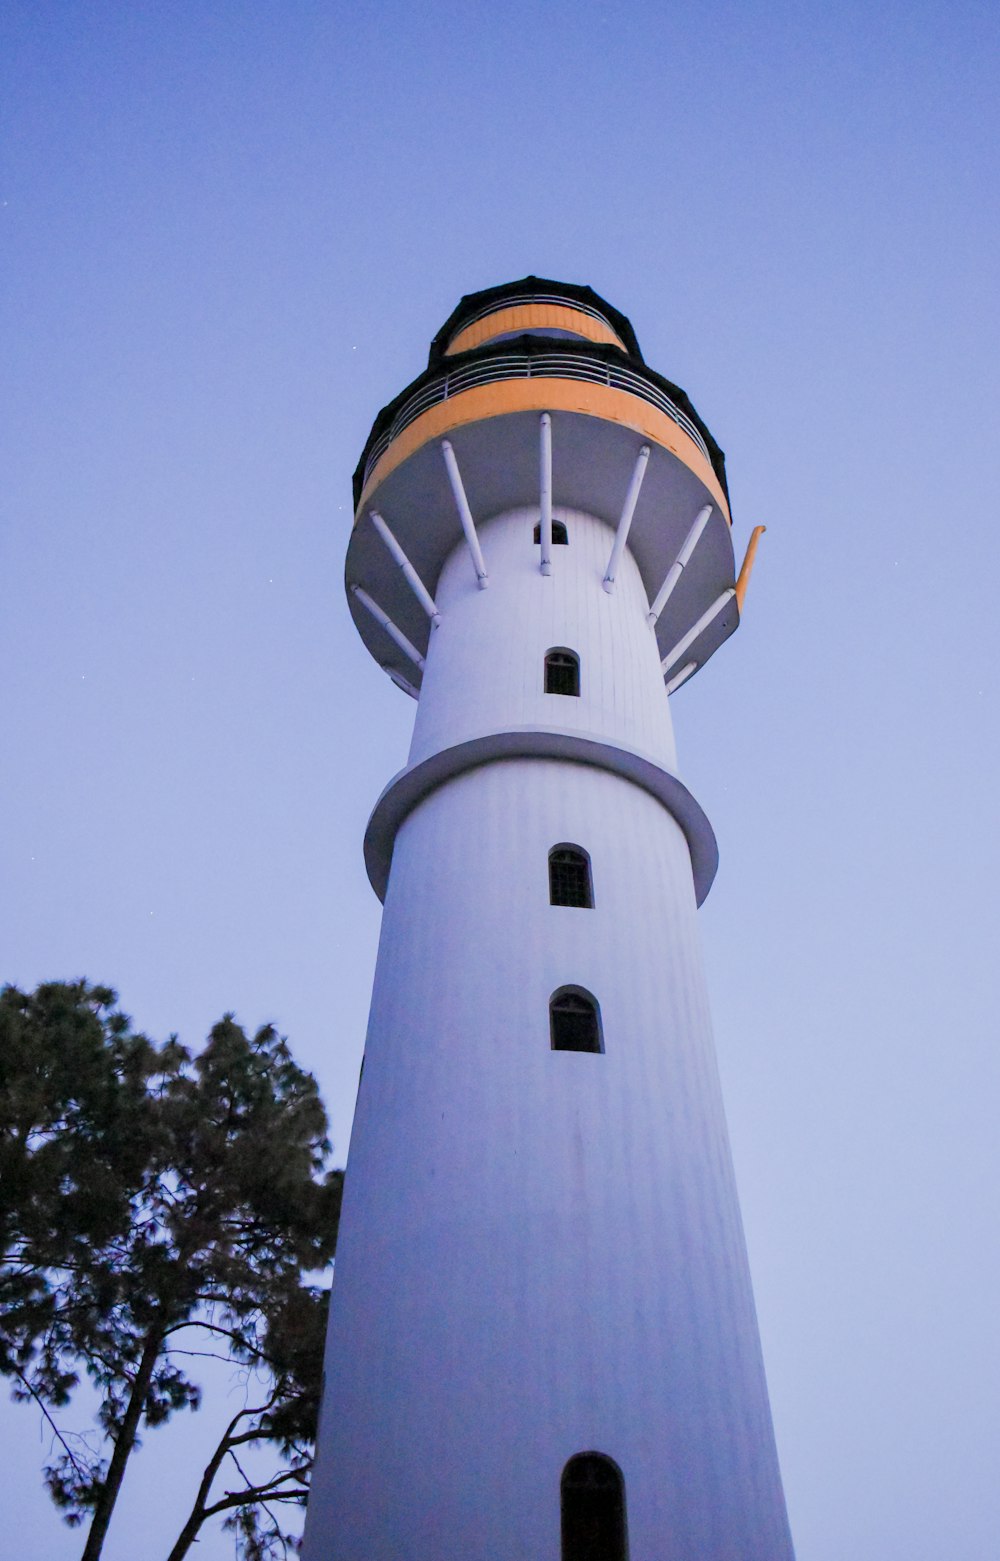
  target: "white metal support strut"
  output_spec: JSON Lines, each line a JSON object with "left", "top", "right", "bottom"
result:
{"left": 369, "top": 510, "right": 441, "bottom": 627}
{"left": 603, "top": 445, "right": 651, "bottom": 592}
{"left": 539, "top": 412, "right": 553, "bottom": 575}
{"left": 351, "top": 585, "right": 426, "bottom": 671}
{"left": 660, "top": 589, "right": 735, "bottom": 678}
{"left": 647, "top": 504, "right": 714, "bottom": 625}
{"left": 440, "top": 441, "right": 489, "bottom": 588}
{"left": 664, "top": 660, "right": 698, "bottom": 695}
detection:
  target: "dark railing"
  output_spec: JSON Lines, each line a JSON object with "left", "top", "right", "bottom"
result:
{"left": 361, "top": 350, "right": 711, "bottom": 486}
{"left": 451, "top": 292, "right": 618, "bottom": 336}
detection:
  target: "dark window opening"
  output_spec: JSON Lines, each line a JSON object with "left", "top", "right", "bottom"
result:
{"left": 549, "top": 847, "right": 593, "bottom": 909}
{"left": 550, "top": 989, "right": 602, "bottom": 1053}
{"left": 545, "top": 649, "right": 580, "bottom": 697}
{"left": 486, "top": 327, "right": 590, "bottom": 346}
{"left": 561, "top": 1453, "right": 628, "bottom": 1561}
{"left": 534, "top": 519, "right": 569, "bottom": 545}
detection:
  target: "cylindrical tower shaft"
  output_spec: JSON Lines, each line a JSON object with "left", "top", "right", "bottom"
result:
{"left": 304, "top": 278, "right": 791, "bottom": 1560}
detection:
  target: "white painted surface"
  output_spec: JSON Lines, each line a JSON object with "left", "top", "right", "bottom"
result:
{"left": 345, "top": 409, "right": 739, "bottom": 687}
{"left": 647, "top": 502, "right": 714, "bottom": 624}
{"left": 539, "top": 413, "right": 553, "bottom": 575}
{"left": 661, "top": 589, "right": 737, "bottom": 679}
{"left": 363, "top": 726, "right": 719, "bottom": 906}
{"left": 603, "top": 443, "right": 650, "bottom": 591}
{"left": 368, "top": 509, "right": 441, "bottom": 624}
{"left": 408, "top": 507, "right": 678, "bottom": 773}
{"left": 305, "top": 503, "right": 793, "bottom": 1559}
{"left": 351, "top": 584, "right": 426, "bottom": 670}
{"left": 440, "top": 439, "right": 489, "bottom": 587}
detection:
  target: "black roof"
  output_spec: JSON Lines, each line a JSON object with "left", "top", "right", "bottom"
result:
{"left": 353, "top": 278, "right": 729, "bottom": 512}
{"left": 429, "top": 275, "right": 644, "bottom": 365}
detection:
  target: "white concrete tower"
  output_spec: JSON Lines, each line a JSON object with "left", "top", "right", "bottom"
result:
{"left": 304, "top": 278, "right": 791, "bottom": 1561}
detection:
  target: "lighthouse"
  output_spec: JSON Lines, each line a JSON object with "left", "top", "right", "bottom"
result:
{"left": 303, "top": 278, "right": 793, "bottom": 1560}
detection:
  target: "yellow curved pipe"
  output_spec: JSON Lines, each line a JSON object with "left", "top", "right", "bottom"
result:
{"left": 734, "top": 525, "right": 766, "bottom": 613}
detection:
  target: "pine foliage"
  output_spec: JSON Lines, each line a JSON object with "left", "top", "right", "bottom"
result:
{"left": 0, "top": 980, "right": 342, "bottom": 1561}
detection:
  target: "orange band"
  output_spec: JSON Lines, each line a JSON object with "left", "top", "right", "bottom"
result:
{"left": 356, "top": 376, "right": 731, "bottom": 525}
{"left": 445, "top": 303, "right": 625, "bottom": 356}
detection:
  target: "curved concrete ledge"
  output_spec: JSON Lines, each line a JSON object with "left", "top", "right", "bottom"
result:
{"left": 364, "top": 727, "right": 719, "bottom": 906}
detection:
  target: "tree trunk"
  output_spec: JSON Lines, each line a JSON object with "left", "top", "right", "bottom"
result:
{"left": 164, "top": 1419, "right": 237, "bottom": 1561}
{"left": 79, "top": 1326, "right": 163, "bottom": 1561}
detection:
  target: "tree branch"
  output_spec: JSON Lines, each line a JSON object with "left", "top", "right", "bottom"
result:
{"left": 203, "top": 1464, "right": 307, "bottom": 1518}
{"left": 162, "top": 1319, "right": 276, "bottom": 1372}
{"left": 10, "top": 1364, "right": 91, "bottom": 1487}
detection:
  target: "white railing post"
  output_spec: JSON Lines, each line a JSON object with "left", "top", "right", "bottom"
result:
{"left": 647, "top": 504, "right": 714, "bottom": 626}
{"left": 351, "top": 585, "right": 426, "bottom": 671}
{"left": 539, "top": 412, "right": 553, "bottom": 576}
{"left": 603, "top": 445, "right": 650, "bottom": 593}
{"left": 440, "top": 440, "right": 489, "bottom": 589}
{"left": 368, "top": 511, "right": 441, "bottom": 627}
{"left": 660, "top": 589, "right": 735, "bottom": 678}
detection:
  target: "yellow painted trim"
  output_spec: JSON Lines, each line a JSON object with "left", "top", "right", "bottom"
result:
{"left": 734, "top": 525, "right": 766, "bottom": 611}
{"left": 356, "top": 378, "right": 731, "bottom": 524}
{"left": 445, "top": 303, "right": 625, "bottom": 355}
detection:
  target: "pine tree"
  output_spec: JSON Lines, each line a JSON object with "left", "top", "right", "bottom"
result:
{"left": 0, "top": 981, "right": 342, "bottom": 1560}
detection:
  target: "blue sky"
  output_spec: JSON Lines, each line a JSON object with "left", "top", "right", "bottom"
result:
{"left": 3, "top": 1, "right": 999, "bottom": 1556}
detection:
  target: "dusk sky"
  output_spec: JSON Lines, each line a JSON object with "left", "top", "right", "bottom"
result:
{"left": 3, "top": 1, "right": 999, "bottom": 1556}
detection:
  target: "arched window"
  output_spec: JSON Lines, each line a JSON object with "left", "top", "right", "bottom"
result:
{"left": 545, "top": 648, "right": 580, "bottom": 697}
{"left": 534, "top": 519, "right": 569, "bottom": 544}
{"left": 549, "top": 846, "right": 593, "bottom": 908}
{"left": 550, "top": 988, "right": 602, "bottom": 1053}
{"left": 561, "top": 1453, "right": 628, "bottom": 1561}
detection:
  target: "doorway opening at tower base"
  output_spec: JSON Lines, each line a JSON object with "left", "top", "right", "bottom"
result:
{"left": 561, "top": 1452, "right": 628, "bottom": 1561}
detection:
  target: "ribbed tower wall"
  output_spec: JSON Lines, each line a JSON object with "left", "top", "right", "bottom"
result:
{"left": 303, "top": 504, "right": 794, "bottom": 1559}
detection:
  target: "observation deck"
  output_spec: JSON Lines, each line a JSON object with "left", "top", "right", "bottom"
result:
{"left": 346, "top": 277, "right": 756, "bottom": 696}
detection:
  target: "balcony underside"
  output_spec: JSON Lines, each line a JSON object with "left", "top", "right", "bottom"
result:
{"left": 345, "top": 400, "right": 738, "bottom": 694}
